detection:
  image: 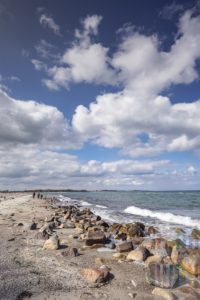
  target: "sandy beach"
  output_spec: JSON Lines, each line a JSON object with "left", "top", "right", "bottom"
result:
{"left": 0, "top": 193, "right": 199, "bottom": 300}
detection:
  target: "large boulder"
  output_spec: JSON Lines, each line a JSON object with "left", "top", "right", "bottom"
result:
{"left": 152, "top": 288, "right": 177, "bottom": 300}
{"left": 145, "top": 255, "right": 162, "bottom": 267}
{"left": 85, "top": 231, "right": 106, "bottom": 246}
{"left": 181, "top": 254, "right": 200, "bottom": 275}
{"left": 127, "top": 246, "right": 150, "bottom": 262}
{"left": 143, "top": 238, "right": 170, "bottom": 256}
{"left": 146, "top": 263, "right": 179, "bottom": 288}
{"left": 116, "top": 241, "right": 133, "bottom": 253}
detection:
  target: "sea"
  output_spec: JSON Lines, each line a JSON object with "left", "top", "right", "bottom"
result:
{"left": 47, "top": 190, "right": 200, "bottom": 247}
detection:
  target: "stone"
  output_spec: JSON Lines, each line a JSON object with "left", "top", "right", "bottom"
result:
{"left": 80, "top": 266, "right": 109, "bottom": 283}
{"left": 146, "top": 263, "right": 179, "bottom": 288}
{"left": 147, "top": 226, "right": 158, "bottom": 235}
{"left": 127, "top": 246, "right": 150, "bottom": 262}
{"left": 43, "top": 235, "right": 59, "bottom": 250}
{"left": 181, "top": 254, "right": 200, "bottom": 275}
{"left": 176, "top": 285, "right": 200, "bottom": 300}
{"left": 63, "top": 221, "right": 75, "bottom": 229}
{"left": 192, "top": 229, "right": 200, "bottom": 240}
{"left": 35, "top": 230, "right": 49, "bottom": 240}
{"left": 61, "top": 247, "right": 79, "bottom": 257}
{"left": 113, "top": 253, "right": 127, "bottom": 260}
{"left": 23, "top": 222, "right": 37, "bottom": 231}
{"left": 152, "top": 288, "right": 177, "bottom": 300}
{"left": 145, "top": 255, "right": 162, "bottom": 267}
{"left": 144, "top": 238, "right": 170, "bottom": 256}
{"left": 96, "top": 220, "right": 109, "bottom": 228}
{"left": 30, "top": 222, "right": 37, "bottom": 230}
{"left": 171, "top": 245, "right": 188, "bottom": 265}
{"left": 110, "top": 223, "right": 122, "bottom": 234}
{"left": 116, "top": 241, "right": 133, "bottom": 253}
{"left": 162, "top": 256, "right": 173, "bottom": 264}
{"left": 85, "top": 231, "right": 106, "bottom": 246}
{"left": 95, "top": 257, "right": 114, "bottom": 265}
{"left": 45, "top": 216, "right": 54, "bottom": 222}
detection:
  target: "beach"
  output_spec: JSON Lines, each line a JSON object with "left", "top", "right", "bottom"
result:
{"left": 0, "top": 192, "right": 199, "bottom": 300}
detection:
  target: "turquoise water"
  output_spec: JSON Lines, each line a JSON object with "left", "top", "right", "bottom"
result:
{"left": 48, "top": 190, "right": 200, "bottom": 244}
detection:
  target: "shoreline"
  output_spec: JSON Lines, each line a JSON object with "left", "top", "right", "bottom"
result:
{"left": 0, "top": 192, "right": 199, "bottom": 300}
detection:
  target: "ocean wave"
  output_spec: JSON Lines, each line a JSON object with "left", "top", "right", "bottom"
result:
{"left": 95, "top": 204, "right": 108, "bottom": 208}
{"left": 81, "top": 200, "right": 92, "bottom": 206}
{"left": 124, "top": 205, "right": 200, "bottom": 228}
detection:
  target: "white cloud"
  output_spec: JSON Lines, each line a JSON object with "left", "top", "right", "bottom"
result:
{"left": 0, "top": 144, "right": 170, "bottom": 189}
{"left": 187, "top": 165, "right": 198, "bottom": 174}
{"left": 72, "top": 11, "right": 200, "bottom": 156}
{"left": 0, "top": 89, "right": 81, "bottom": 149}
{"left": 32, "top": 59, "right": 47, "bottom": 71}
{"left": 39, "top": 13, "right": 61, "bottom": 36}
{"left": 40, "top": 15, "right": 115, "bottom": 90}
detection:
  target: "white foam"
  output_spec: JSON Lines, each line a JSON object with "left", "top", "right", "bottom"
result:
{"left": 95, "top": 205, "right": 108, "bottom": 208}
{"left": 81, "top": 200, "right": 92, "bottom": 206}
{"left": 124, "top": 205, "right": 200, "bottom": 228}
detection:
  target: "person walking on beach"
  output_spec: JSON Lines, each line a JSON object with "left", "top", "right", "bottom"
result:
{"left": 37, "top": 193, "right": 40, "bottom": 199}
{"left": 33, "top": 192, "right": 35, "bottom": 198}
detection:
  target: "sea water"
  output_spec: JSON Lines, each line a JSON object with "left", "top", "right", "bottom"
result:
{"left": 48, "top": 190, "right": 200, "bottom": 246}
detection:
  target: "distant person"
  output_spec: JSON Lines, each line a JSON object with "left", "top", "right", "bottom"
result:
{"left": 37, "top": 193, "right": 40, "bottom": 199}
{"left": 33, "top": 192, "right": 35, "bottom": 198}
{"left": 40, "top": 194, "right": 43, "bottom": 199}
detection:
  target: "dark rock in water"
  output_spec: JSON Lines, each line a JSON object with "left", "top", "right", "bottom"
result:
{"left": 61, "top": 247, "right": 79, "bottom": 257}
{"left": 181, "top": 254, "right": 200, "bottom": 275}
{"left": 116, "top": 241, "right": 133, "bottom": 253}
{"left": 85, "top": 231, "right": 106, "bottom": 246}
{"left": 146, "top": 263, "right": 179, "bottom": 288}
{"left": 191, "top": 228, "right": 200, "bottom": 240}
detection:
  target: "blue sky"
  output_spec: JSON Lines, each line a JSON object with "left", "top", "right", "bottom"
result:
{"left": 0, "top": 0, "right": 200, "bottom": 190}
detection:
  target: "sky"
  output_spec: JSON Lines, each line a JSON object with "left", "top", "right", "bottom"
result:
{"left": 1, "top": 0, "right": 200, "bottom": 191}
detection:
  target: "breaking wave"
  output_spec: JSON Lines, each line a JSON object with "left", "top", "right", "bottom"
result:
{"left": 124, "top": 205, "right": 200, "bottom": 228}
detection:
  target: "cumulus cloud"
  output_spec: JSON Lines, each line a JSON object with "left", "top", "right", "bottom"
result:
{"left": 39, "top": 13, "right": 61, "bottom": 36}
{"left": 0, "top": 89, "right": 81, "bottom": 149}
{"left": 72, "top": 10, "right": 200, "bottom": 156}
{"left": 39, "top": 14, "right": 115, "bottom": 90}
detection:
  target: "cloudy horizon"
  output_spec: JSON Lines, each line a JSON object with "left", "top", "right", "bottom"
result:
{"left": 1, "top": 0, "right": 200, "bottom": 190}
